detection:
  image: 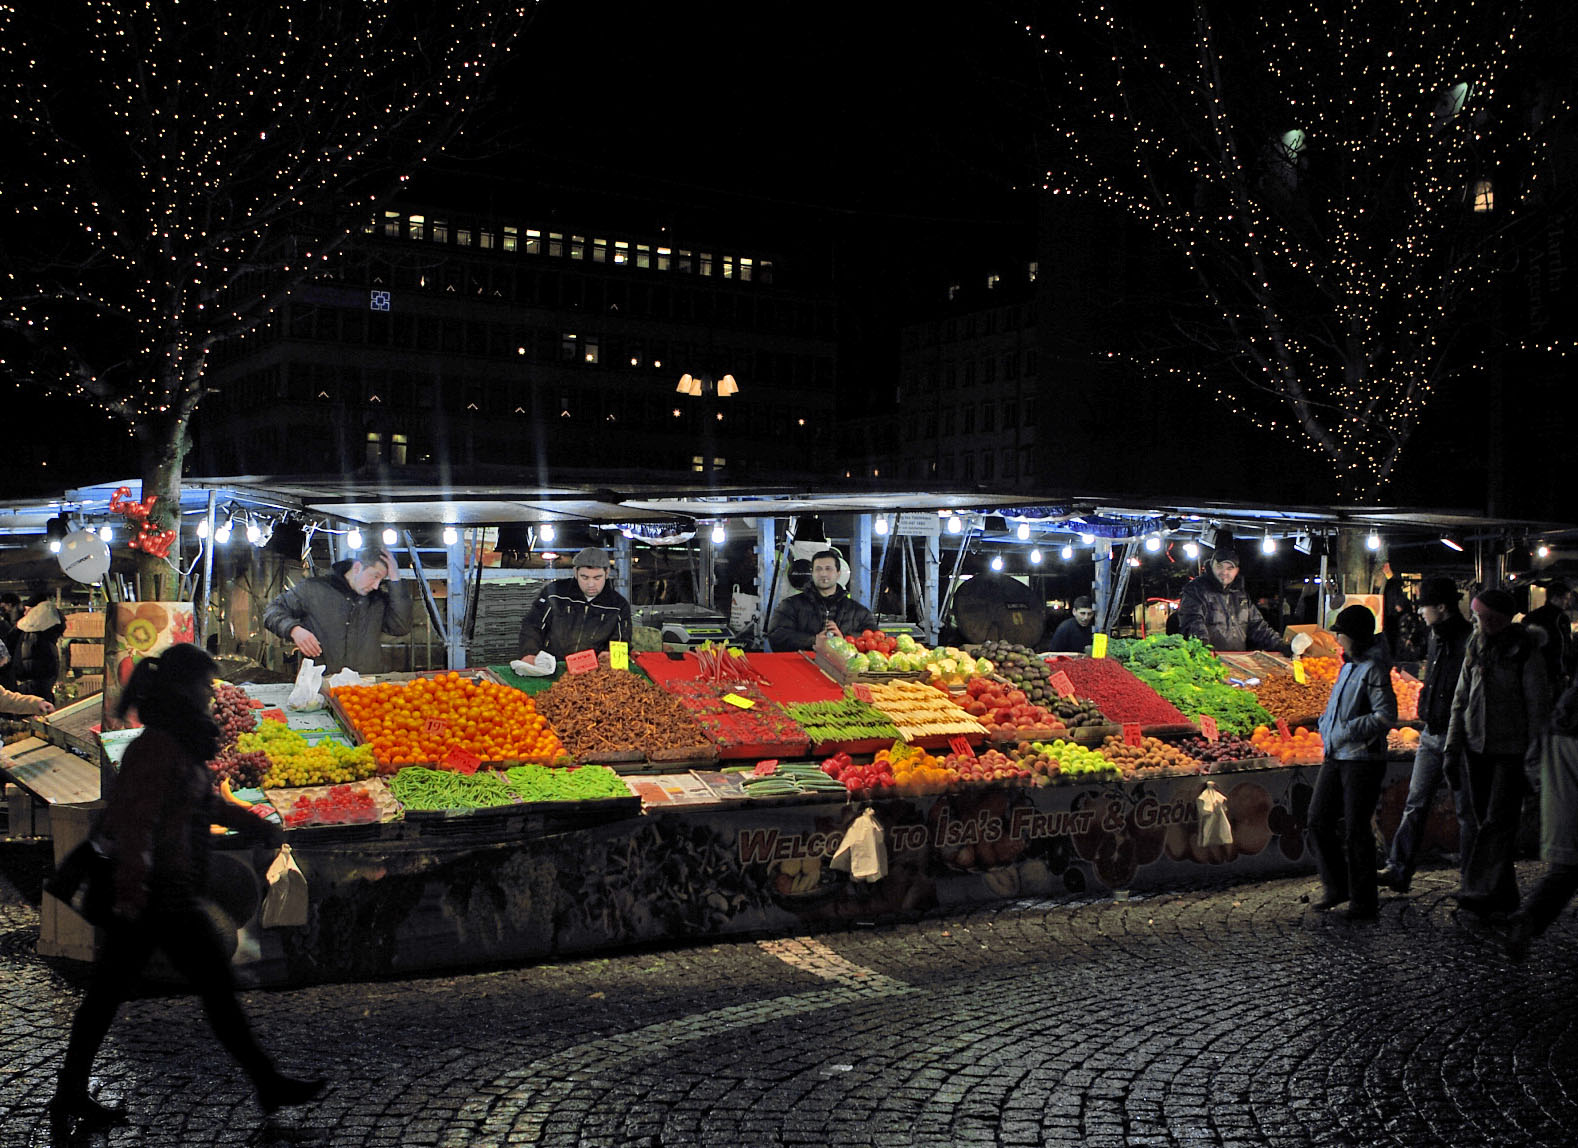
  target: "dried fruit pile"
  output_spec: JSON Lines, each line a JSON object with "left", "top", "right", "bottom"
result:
{"left": 1172, "top": 733, "right": 1263, "bottom": 765}
{"left": 535, "top": 668, "right": 709, "bottom": 760}
{"left": 1251, "top": 675, "right": 1333, "bottom": 722}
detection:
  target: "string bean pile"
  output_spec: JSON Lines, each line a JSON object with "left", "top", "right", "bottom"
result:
{"left": 783, "top": 694, "right": 901, "bottom": 743}
{"left": 387, "top": 767, "right": 517, "bottom": 810}
{"left": 504, "top": 764, "right": 632, "bottom": 802}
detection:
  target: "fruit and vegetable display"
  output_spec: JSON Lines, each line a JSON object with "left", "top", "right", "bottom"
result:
{"left": 743, "top": 760, "right": 851, "bottom": 798}
{"left": 1049, "top": 696, "right": 1111, "bottom": 730}
{"left": 659, "top": 680, "right": 808, "bottom": 757}
{"left": 937, "top": 747, "right": 1029, "bottom": 786}
{"left": 1391, "top": 668, "right": 1422, "bottom": 722}
{"left": 240, "top": 720, "right": 379, "bottom": 789}
{"left": 1172, "top": 733, "right": 1265, "bottom": 766}
{"left": 690, "top": 642, "right": 773, "bottom": 686}
{"left": 1300, "top": 657, "right": 1341, "bottom": 687}
{"left": 1107, "top": 635, "right": 1272, "bottom": 734}
{"left": 1249, "top": 723, "right": 1324, "bottom": 763}
{"left": 864, "top": 681, "right": 987, "bottom": 741}
{"left": 267, "top": 780, "right": 394, "bottom": 828}
{"left": 823, "top": 630, "right": 935, "bottom": 675}
{"left": 1387, "top": 726, "right": 1423, "bottom": 753}
{"left": 386, "top": 762, "right": 633, "bottom": 810}
{"left": 1251, "top": 674, "right": 1333, "bottom": 723}
{"left": 955, "top": 676, "right": 1070, "bottom": 739}
{"left": 1011, "top": 738, "right": 1122, "bottom": 781}
{"left": 783, "top": 694, "right": 902, "bottom": 745}
{"left": 332, "top": 672, "right": 564, "bottom": 769}
{"left": 535, "top": 669, "right": 711, "bottom": 761}
{"left": 205, "top": 682, "right": 270, "bottom": 789}
{"left": 1098, "top": 734, "right": 1202, "bottom": 780}
{"left": 849, "top": 629, "right": 900, "bottom": 656}
{"left": 918, "top": 644, "right": 995, "bottom": 687}
{"left": 1055, "top": 655, "right": 1193, "bottom": 727}
{"left": 969, "top": 641, "right": 1055, "bottom": 701}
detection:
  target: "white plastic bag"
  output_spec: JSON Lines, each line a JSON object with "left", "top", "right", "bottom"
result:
{"left": 509, "top": 651, "right": 557, "bottom": 677}
{"left": 1197, "top": 781, "right": 1234, "bottom": 847}
{"left": 831, "top": 809, "right": 889, "bottom": 883}
{"left": 326, "top": 667, "right": 364, "bottom": 690}
{"left": 260, "top": 844, "right": 309, "bottom": 927}
{"left": 287, "top": 659, "right": 326, "bottom": 710}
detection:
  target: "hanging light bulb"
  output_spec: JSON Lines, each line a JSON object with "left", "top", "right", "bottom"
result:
{"left": 1061, "top": 545, "right": 1074, "bottom": 561}
{"left": 215, "top": 518, "right": 233, "bottom": 544}
{"left": 1144, "top": 536, "right": 1161, "bottom": 553}
{"left": 442, "top": 527, "right": 459, "bottom": 546}
{"left": 196, "top": 518, "right": 210, "bottom": 539}
{"left": 1537, "top": 544, "right": 1550, "bottom": 559}
{"left": 246, "top": 520, "right": 262, "bottom": 544}
{"left": 1366, "top": 532, "right": 1381, "bottom": 551}
{"left": 1080, "top": 533, "right": 1095, "bottom": 545}
{"left": 1262, "top": 535, "right": 1277, "bottom": 554}
{"left": 874, "top": 516, "right": 889, "bottom": 536}
{"left": 1183, "top": 541, "right": 1200, "bottom": 560}
{"left": 990, "top": 555, "right": 1004, "bottom": 572}
{"left": 49, "top": 538, "right": 62, "bottom": 553}
{"left": 99, "top": 524, "right": 113, "bottom": 542}
{"left": 1030, "top": 548, "right": 1043, "bottom": 564}
{"left": 382, "top": 526, "right": 398, "bottom": 546}
{"left": 947, "top": 515, "right": 962, "bottom": 534}
{"left": 711, "top": 523, "right": 726, "bottom": 544}
{"left": 539, "top": 523, "right": 556, "bottom": 543}
{"left": 1016, "top": 522, "right": 1030, "bottom": 541}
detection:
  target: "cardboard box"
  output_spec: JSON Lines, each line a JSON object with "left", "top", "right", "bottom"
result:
{"left": 1284, "top": 624, "right": 1342, "bottom": 659}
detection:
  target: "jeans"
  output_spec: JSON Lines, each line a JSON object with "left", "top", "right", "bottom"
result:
{"left": 1307, "top": 758, "right": 1386, "bottom": 911}
{"left": 1385, "top": 730, "right": 1477, "bottom": 881}
{"left": 1461, "top": 749, "right": 1526, "bottom": 912}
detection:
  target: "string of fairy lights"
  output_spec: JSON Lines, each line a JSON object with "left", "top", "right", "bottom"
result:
{"left": 0, "top": 0, "right": 533, "bottom": 469}
{"left": 1023, "top": 0, "right": 1561, "bottom": 497}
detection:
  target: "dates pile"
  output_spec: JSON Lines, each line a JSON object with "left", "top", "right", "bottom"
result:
{"left": 1099, "top": 734, "right": 1201, "bottom": 780}
{"left": 1049, "top": 696, "right": 1108, "bottom": 729}
{"left": 1173, "top": 733, "right": 1261, "bottom": 765}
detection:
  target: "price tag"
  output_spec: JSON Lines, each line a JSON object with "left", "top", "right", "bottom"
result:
{"left": 1123, "top": 722, "right": 1144, "bottom": 747}
{"left": 1292, "top": 659, "right": 1307, "bottom": 684}
{"left": 948, "top": 735, "right": 976, "bottom": 759}
{"left": 1199, "top": 714, "right": 1220, "bottom": 743}
{"left": 1091, "top": 633, "right": 1108, "bottom": 659}
{"left": 565, "top": 649, "right": 599, "bottom": 674}
{"left": 1050, "top": 671, "right": 1076, "bottom": 699}
{"left": 423, "top": 717, "right": 450, "bottom": 735}
{"left": 852, "top": 684, "right": 874, "bottom": 704}
{"left": 442, "top": 746, "right": 482, "bottom": 774}
{"left": 1276, "top": 718, "right": 1292, "bottom": 740}
{"left": 722, "top": 693, "right": 755, "bottom": 709}
{"left": 608, "top": 641, "right": 629, "bottom": 670}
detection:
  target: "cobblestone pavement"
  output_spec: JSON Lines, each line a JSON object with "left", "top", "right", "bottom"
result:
{"left": 3, "top": 840, "right": 1576, "bottom": 1148}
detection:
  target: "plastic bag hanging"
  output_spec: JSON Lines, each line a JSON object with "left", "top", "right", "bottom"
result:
{"left": 1197, "top": 779, "right": 1233, "bottom": 848}
{"left": 831, "top": 808, "right": 889, "bottom": 883}
{"left": 287, "top": 659, "right": 327, "bottom": 710}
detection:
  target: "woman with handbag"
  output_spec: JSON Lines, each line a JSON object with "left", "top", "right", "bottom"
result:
{"left": 48, "top": 643, "right": 324, "bottom": 1128}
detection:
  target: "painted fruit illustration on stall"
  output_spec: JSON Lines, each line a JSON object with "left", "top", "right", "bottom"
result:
{"left": 1070, "top": 787, "right": 1167, "bottom": 889}
{"left": 1163, "top": 780, "right": 1275, "bottom": 865}
{"left": 103, "top": 601, "right": 197, "bottom": 728}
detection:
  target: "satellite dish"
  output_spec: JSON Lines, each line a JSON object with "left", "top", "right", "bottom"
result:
{"left": 58, "top": 529, "right": 111, "bottom": 583}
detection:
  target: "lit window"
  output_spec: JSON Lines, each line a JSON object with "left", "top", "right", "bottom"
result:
{"left": 759, "top": 260, "right": 773, "bottom": 284}
{"left": 986, "top": 272, "right": 1000, "bottom": 289}
{"left": 700, "top": 252, "right": 713, "bottom": 276}
{"left": 1027, "top": 262, "right": 1038, "bottom": 283}
{"left": 479, "top": 230, "right": 494, "bottom": 249}
{"left": 583, "top": 340, "right": 599, "bottom": 364}
{"left": 677, "top": 249, "right": 693, "bottom": 273}
{"left": 1472, "top": 179, "right": 1494, "bottom": 213}
{"left": 570, "top": 235, "right": 585, "bottom": 260}
{"left": 524, "top": 228, "right": 541, "bottom": 255}
{"left": 614, "top": 241, "right": 629, "bottom": 265}
{"left": 636, "top": 244, "right": 651, "bottom": 269}
{"left": 548, "top": 232, "right": 564, "bottom": 257}
{"left": 1435, "top": 81, "right": 1471, "bottom": 129}
{"left": 456, "top": 228, "right": 472, "bottom": 247}
{"left": 593, "top": 238, "right": 608, "bottom": 263}
{"left": 432, "top": 219, "right": 448, "bottom": 244}
{"left": 722, "top": 255, "right": 735, "bottom": 279}
{"left": 657, "top": 246, "right": 672, "bottom": 271}
{"left": 408, "top": 215, "right": 425, "bottom": 240}
{"left": 365, "top": 432, "right": 382, "bottom": 463}
{"left": 503, "top": 226, "right": 518, "bottom": 253}
{"left": 392, "top": 433, "right": 408, "bottom": 465}
{"left": 383, "top": 211, "right": 401, "bottom": 237}
{"left": 740, "top": 257, "right": 753, "bottom": 281}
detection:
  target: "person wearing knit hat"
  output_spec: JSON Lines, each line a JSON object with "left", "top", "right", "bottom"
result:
{"left": 1379, "top": 577, "right": 1475, "bottom": 894}
{"left": 1308, "top": 603, "right": 1398, "bottom": 921}
{"left": 1175, "top": 535, "right": 1292, "bottom": 654}
{"left": 1446, "top": 585, "right": 1553, "bottom": 918}
{"left": 9, "top": 600, "right": 66, "bottom": 702}
{"left": 517, "top": 543, "right": 632, "bottom": 663}
{"left": 1523, "top": 580, "right": 1574, "bottom": 691}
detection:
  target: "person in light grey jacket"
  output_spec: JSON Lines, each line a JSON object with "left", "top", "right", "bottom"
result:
{"left": 1501, "top": 680, "right": 1578, "bottom": 959}
{"left": 1307, "top": 604, "right": 1398, "bottom": 921}
{"left": 262, "top": 546, "right": 412, "bottom": 675}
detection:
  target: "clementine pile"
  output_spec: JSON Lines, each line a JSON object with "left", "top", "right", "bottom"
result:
{"left": 330, "top": 672, "right": 564, "bottom": 770}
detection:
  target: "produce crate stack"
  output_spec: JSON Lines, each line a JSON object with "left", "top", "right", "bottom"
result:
{"left": 470, "top": 583, "right": 542, "bottom": 665}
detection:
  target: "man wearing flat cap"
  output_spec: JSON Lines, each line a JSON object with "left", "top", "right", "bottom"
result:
{"left": 1176, "top": 540, "right": 1292, "bottom": 653}
{"left": 1379, "top": 577, "right": 1475, "bottom": 893}
{"left": 518, "top": 546, "right": 633, "bottom": 663}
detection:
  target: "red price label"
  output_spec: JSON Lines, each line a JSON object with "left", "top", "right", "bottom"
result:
{"left": 1123, "top": 722, "right": 1144, "bottom": 747}
{"left": 261, "top": 708, "right": 287, "bottom": 724}
{"left": 1199, "top": 714, "right": 1219, "bottom": 743}
{"left": 423, "top": 718, "right": 450, "bottom": 735}
{"left": 1050, "top": 671, "right": 1076, "bottom": 699}
{"left": 1276, "top": 718, "right": 1292, "bottom": 740}
{"left": 852, "top": 684, "right": 874, "bottom": 703}
{"left": 565, "top": 649, "right": 599, "bottom": 674}
{"left": 948, "top": 735, "right": 976, "bottom": 759}
{"left": 442, "top": 746, "right": 482, "bottom": 774}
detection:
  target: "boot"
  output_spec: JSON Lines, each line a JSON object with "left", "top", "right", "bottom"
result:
{"left": 47, "top": 1089, "right": 128, "bottom": 1128}
{"left": 257, "top": 1073, "right": 327, "bottom": 1115}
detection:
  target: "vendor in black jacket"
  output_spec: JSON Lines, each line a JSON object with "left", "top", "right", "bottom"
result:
{"left": 1176, "top": 544, "right": 1292, "bottom": 653}
{"left": 518, "top": 547, "right": 633, "bottom": 662}
{"left": 767, "top": 550, "right": 877, "bottom": 652}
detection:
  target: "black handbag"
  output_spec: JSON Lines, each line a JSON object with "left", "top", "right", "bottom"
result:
{"left": 45, "top": 840, "right": 117, "bottom": 927}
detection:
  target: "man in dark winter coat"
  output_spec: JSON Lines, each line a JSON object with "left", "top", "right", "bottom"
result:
{"left": 1379, "top": 577, "right": 1475, "bottom": 892}
{"left": 1176, "top": 545, "right": 1292, "bottom": 653}
{"left": 1523, "top": 580, "right": 1573, "bottom": 691}
{"left": 263, "top": 546, "right": 413, "bottom": 675}
{"left": 517, "top": 547, "right": 632, "bottom": 662}
{"left": 767, "top": 550, "right": 877, "bottom": 652}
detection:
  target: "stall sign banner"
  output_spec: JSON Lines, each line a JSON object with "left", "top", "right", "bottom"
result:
{"left": 442, "top": 747, "right": 482, "bottom": 774}
{"left": 852, "top": 684, "right": 874, "bottom": 703}
{"left": 424, "top": 718, "right": 449, "bottom": 736}
{"left": 723, "top": 693, "right": 755, "bottom": 709}
{"left": 1050, "top": 671, "right": 1076, "bottom": 699}
{"left": 1123, "top": 722, "right": 1144, "bottom": 746}
{"left": 1276, "top": 718, "right": 1292, "bottom": 739}
{"left": 1292, "top": 660, "right": 1308, "bottom": 684}
{"left": 608, "top": 641, "right": 629, "bottom": 671}
{"left": 565, "top": 649, "right": 599, "bottom": 674}
{"left": 1199, "top": 714, "right": 1220, "bottom": 743}
{"left": 948, "top": 736, "right": 976, "bottom": 758}
{"left": 1091, "top": 634, "right": 1108, "bottom": 659}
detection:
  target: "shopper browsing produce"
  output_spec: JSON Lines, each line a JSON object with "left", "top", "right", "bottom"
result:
{"left": 263, "top": 544, "right": 412, "bottom": 675}
{"left": 1047, "top": 596, "right": 1096, "bottom": 653}
{"left": 767, "top": 549, "right": 877, "bottom": 652}
{"left": 517, "top": 546, "right": 632, "bottom": 663}
{"left": 1176, "top": 543, "right": 1292, "bottom": 653}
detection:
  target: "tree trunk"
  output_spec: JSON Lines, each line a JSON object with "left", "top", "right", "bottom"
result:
{"left": 132, "top": 410, "right": 189, "bottom": 601}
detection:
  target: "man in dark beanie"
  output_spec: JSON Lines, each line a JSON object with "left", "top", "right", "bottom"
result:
{"left": 1309, "top": 604, "right": 1398, "bottom": 920}
{"left": 1445, "top": 586, "right": 1552, "bottom": 917}
{"left": 1523, "top": 580, "right": 1573, "bottom": 691}
{"left": 1379, "top": 577, "right": 1474, "bottom": 892}
{"left": 1176, "top": 538, "right": 1292, "bottom": 653}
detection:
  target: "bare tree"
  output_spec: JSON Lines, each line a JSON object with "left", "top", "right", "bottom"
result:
{"left": 0, "top": 0, "right": 532, "bottom": 594}
{"left": 1033, "top": 0, "right": 1564, "bottom": 498}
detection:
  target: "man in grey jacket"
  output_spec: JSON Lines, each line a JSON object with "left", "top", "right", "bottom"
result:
{"left": 262, "top": 546, "right": 412, "bottom": 675}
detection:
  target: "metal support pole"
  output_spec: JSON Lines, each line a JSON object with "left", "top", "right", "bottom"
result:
{"left": 615, "top": 533, "right": 633, "bottom": 602}
{"left": 852, "top": 514, "right": 873, "bottom": 614}
{"left": 447, "top": 531, "right": 468, "bottom": 669}
{"left": 755, "top": 517, "right": 776, "bottom": 645}
{"left": 197, "top": 489, "right": 217, "bottom": 647}
{"left": 923, "top": 529, "right": 941, "bottom": 644}
{"left": 1094, "top": 543, "right": 1114, "bottom": 631}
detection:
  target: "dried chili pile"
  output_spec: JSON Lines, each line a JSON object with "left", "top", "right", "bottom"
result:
{"left": 1056, "top": 658, "right": 1191, "bottom": 726}
{"left": 536, "top": 669, "right": 709, "bottom": 760}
